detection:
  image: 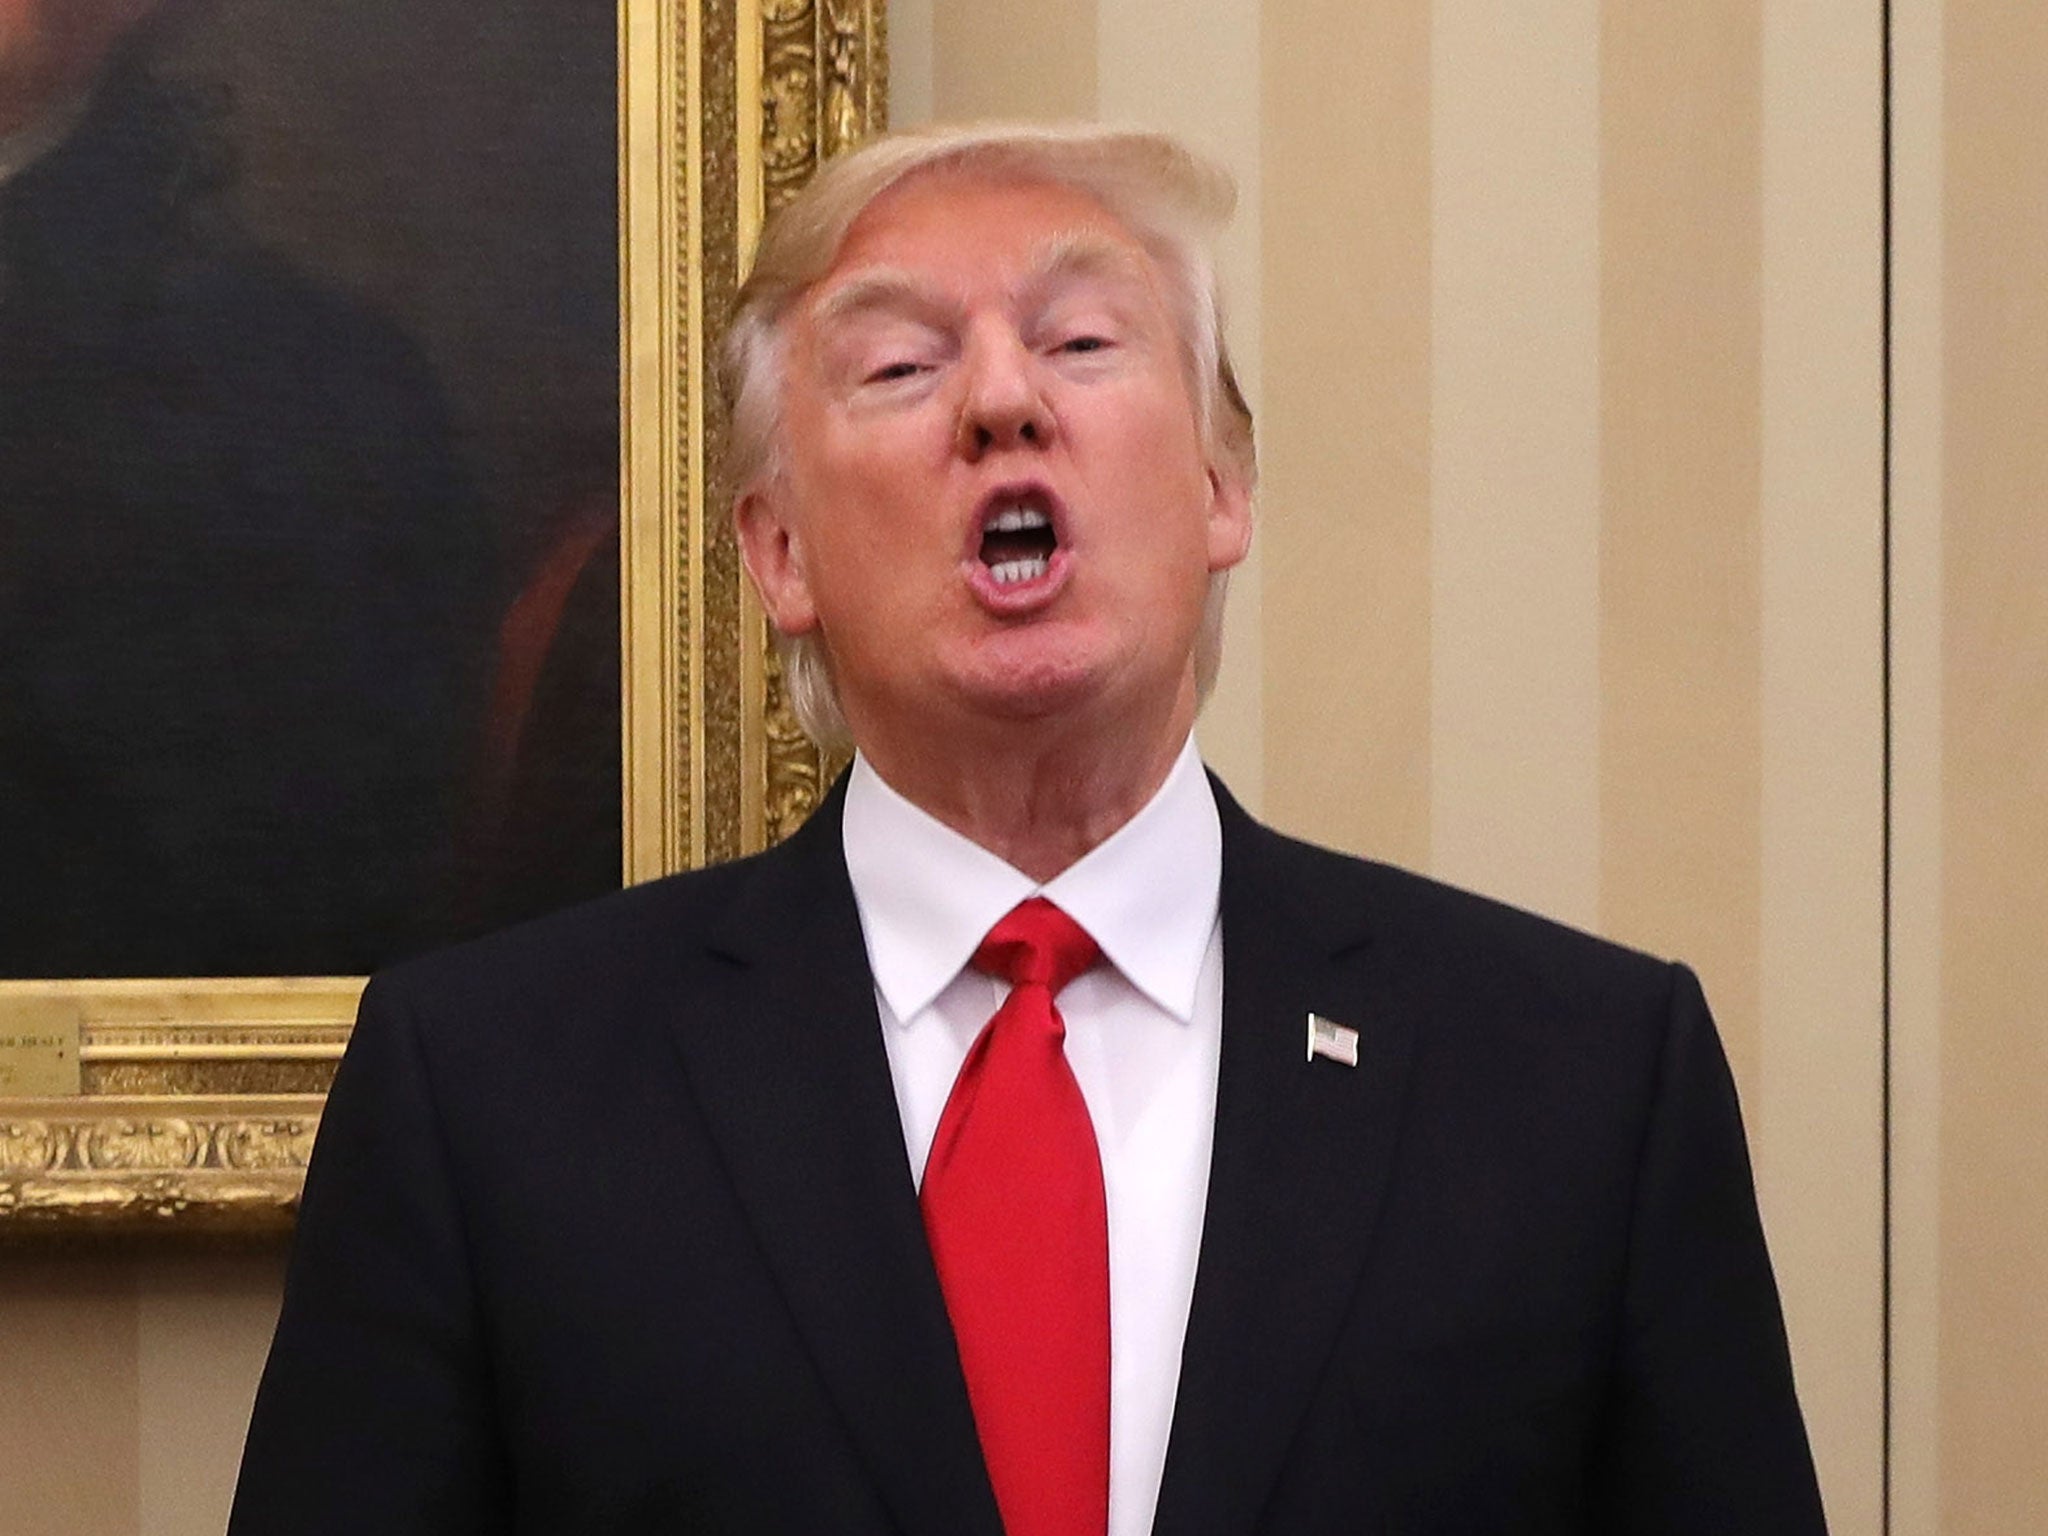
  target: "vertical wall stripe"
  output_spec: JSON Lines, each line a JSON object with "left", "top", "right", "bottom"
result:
{"left": 886, "top": 0, "right": 935, "bottom": 126}
{"left": 1888, "top": 0, "right": 1945, "bottom": 1528}
{"left": 1941, "top": 2, "right": 2048, "bottom": 1530}
{"left": 136, "top": 1258, "right": 286, "bottom": 1536}
{"left": 1260, "top": 0, "right": 1432, "bottom": 866}
{"left": 1095, "top": 0, "right": 1266, "bottom": 810}
{"left": 888, "top": 0, "right": 937, "bottom": 125}
{"left": 0, "top": 1260, "right": 141, "bottom": 1536}
{"left": 1757, "top": 1, "right": 1888, "bottom": 1529}
{"left": 931, "top": 0, "right": 1096, "bottom": 120}
{"left": 1597, "top": 1, "right": 1765, "bottom": 1090}
{"left": 1430, "top": 0, "right": 1601, "bottom": 925}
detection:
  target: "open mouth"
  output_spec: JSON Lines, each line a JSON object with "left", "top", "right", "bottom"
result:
{"left": 977, "top": 492, "right": 1060, "bottom": 586}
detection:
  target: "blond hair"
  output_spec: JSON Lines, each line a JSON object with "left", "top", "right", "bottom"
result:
{"left": 721, "top": 122, "right": 1255, "bottom": 750}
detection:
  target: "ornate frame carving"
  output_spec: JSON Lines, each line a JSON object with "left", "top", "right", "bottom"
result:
{"left": 0, "top": 0, "right": 887, "bottom": 1239}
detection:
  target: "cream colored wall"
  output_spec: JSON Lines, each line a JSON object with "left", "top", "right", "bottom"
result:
{"left": 4, "top": 3, "right": 2042, "bottom": 1532}
{"left": 1893, "top": 2, "right": 2048, "bottom": 1531}
{"left": 0, "top": 1255, "right": 282, "bottom": 1536}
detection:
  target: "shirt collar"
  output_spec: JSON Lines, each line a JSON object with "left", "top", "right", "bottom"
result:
{"left": 842, "top": 736, "right": 1222, "bottom": 1025}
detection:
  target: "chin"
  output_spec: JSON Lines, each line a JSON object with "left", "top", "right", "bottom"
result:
{"left": 949, "top": 663, "right": 1106, "bottom": 726}
{"left": 969, "top": 663, "right": 1183, "bottom": 739}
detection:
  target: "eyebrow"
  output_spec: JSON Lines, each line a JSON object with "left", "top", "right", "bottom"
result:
{"left": 1022, "top": 230, "right": 1156, "bottom": 302}
{"left": 810, "top": 268, "right": 953, "bottom": 332}
{"left": 809, "top": 230, "right": 1155, "bottom": 333}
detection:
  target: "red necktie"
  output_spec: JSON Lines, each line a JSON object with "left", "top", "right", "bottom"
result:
{"left": 921, "top": 897, "right": 1110, "bottom": 1536}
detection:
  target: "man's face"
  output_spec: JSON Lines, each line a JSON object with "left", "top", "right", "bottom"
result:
{"left": 0, "top": 0, "right": 160, "bottom": 136}
{"left": 738, "top": 170, "right": 1252, "bottom": 760}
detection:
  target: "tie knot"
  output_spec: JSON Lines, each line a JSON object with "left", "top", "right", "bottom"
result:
{"left": 972, "top": 897, "right": 1100, "bottom": 996}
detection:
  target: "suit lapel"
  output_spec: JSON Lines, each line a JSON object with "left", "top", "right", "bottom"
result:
{"left": 663, "top": 782, "right": 1004, "bottom": 1536}
{"left": 1151, "top": 787, "right": 1420, "bottom": 1535}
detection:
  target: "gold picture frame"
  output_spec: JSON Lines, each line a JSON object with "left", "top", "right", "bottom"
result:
{"left": 0, "top": 0, "right": 886, "bottom": 1239}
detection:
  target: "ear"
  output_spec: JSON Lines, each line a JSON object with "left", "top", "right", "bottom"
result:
{"left": 1203, "top": 462, "right": 1254, "bottom": 574}
{"left": 735, "top": 485, "right": 820, "bottom": 636}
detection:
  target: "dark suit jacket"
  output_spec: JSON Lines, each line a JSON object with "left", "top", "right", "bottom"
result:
{"left": 230, "top": 778, "right": 1826, "bottom": 1535}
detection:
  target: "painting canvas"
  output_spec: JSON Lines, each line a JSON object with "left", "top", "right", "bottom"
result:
{"left": 0, "top": 0, "right": 884, "bottom": 1235}
{"left": 0, "top": 0, "right": 623, "bottom": 980}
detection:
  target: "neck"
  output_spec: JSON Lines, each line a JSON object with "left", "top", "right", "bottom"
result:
{"left": 854, "top": 692, "right": 1197, "bottom": 883}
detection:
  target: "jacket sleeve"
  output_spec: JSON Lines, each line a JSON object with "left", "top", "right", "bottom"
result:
{"left": 229, "top": 974, "right": 512, "bottom": 1535}
{"left": 1589, "top": 964, "right": 1830, "bottom": 1534}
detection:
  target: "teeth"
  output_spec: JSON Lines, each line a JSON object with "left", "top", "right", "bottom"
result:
{"left": 989, "top": 557, "right": 1050, "bottom": 586}
{"left": 984, "top": 504, "right": 1051, "bottom": 533}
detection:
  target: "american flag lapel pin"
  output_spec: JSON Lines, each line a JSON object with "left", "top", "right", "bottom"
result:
{"left": 1306, "top": 1012, "right": 1360, "bottom": 1068}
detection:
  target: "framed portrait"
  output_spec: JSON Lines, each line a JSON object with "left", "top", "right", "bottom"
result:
{"left": 0, "top": 0, "right": 884, "bottom": 1235}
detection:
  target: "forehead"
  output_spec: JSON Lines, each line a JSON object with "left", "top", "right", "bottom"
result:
{"left": 806, "top": 168, "right": 1166, "bottom": 318}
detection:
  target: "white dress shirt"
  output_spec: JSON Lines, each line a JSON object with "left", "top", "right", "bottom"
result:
{"left": 842, "top": 738, "right": 1224, "bottom": 1536}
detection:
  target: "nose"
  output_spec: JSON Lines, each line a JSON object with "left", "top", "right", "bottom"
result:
{"left": 955, "top": 328, "right": 1053, "bottom": 460}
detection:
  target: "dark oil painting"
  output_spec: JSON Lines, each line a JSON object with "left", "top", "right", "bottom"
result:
{"left": 0, "top": 0, "right": 622, "bottom": 979}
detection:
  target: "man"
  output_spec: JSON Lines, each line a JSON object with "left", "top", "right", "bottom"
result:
{"left": 232, "top": 124, "right": 1826, "bottom": 1534}
{"left": 0, "top": 0, "right": 489, "bottom": 978}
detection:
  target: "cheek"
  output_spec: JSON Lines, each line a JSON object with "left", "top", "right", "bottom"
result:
{"left": 1104, "top": 411, "right": 1218, "bottom": 538}
{"left": 809, "top": 424, "right": 957, "bottom": 552}
{"left": 792, "top": 480, "right": 926, "bottom": 627}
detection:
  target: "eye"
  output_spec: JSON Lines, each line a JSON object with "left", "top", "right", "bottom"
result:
{"left": 863, "top": 360, "right": 925, "bottom": 385}
{"left": 1058, "top": 335, "right": 1111, "bottom": 355}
